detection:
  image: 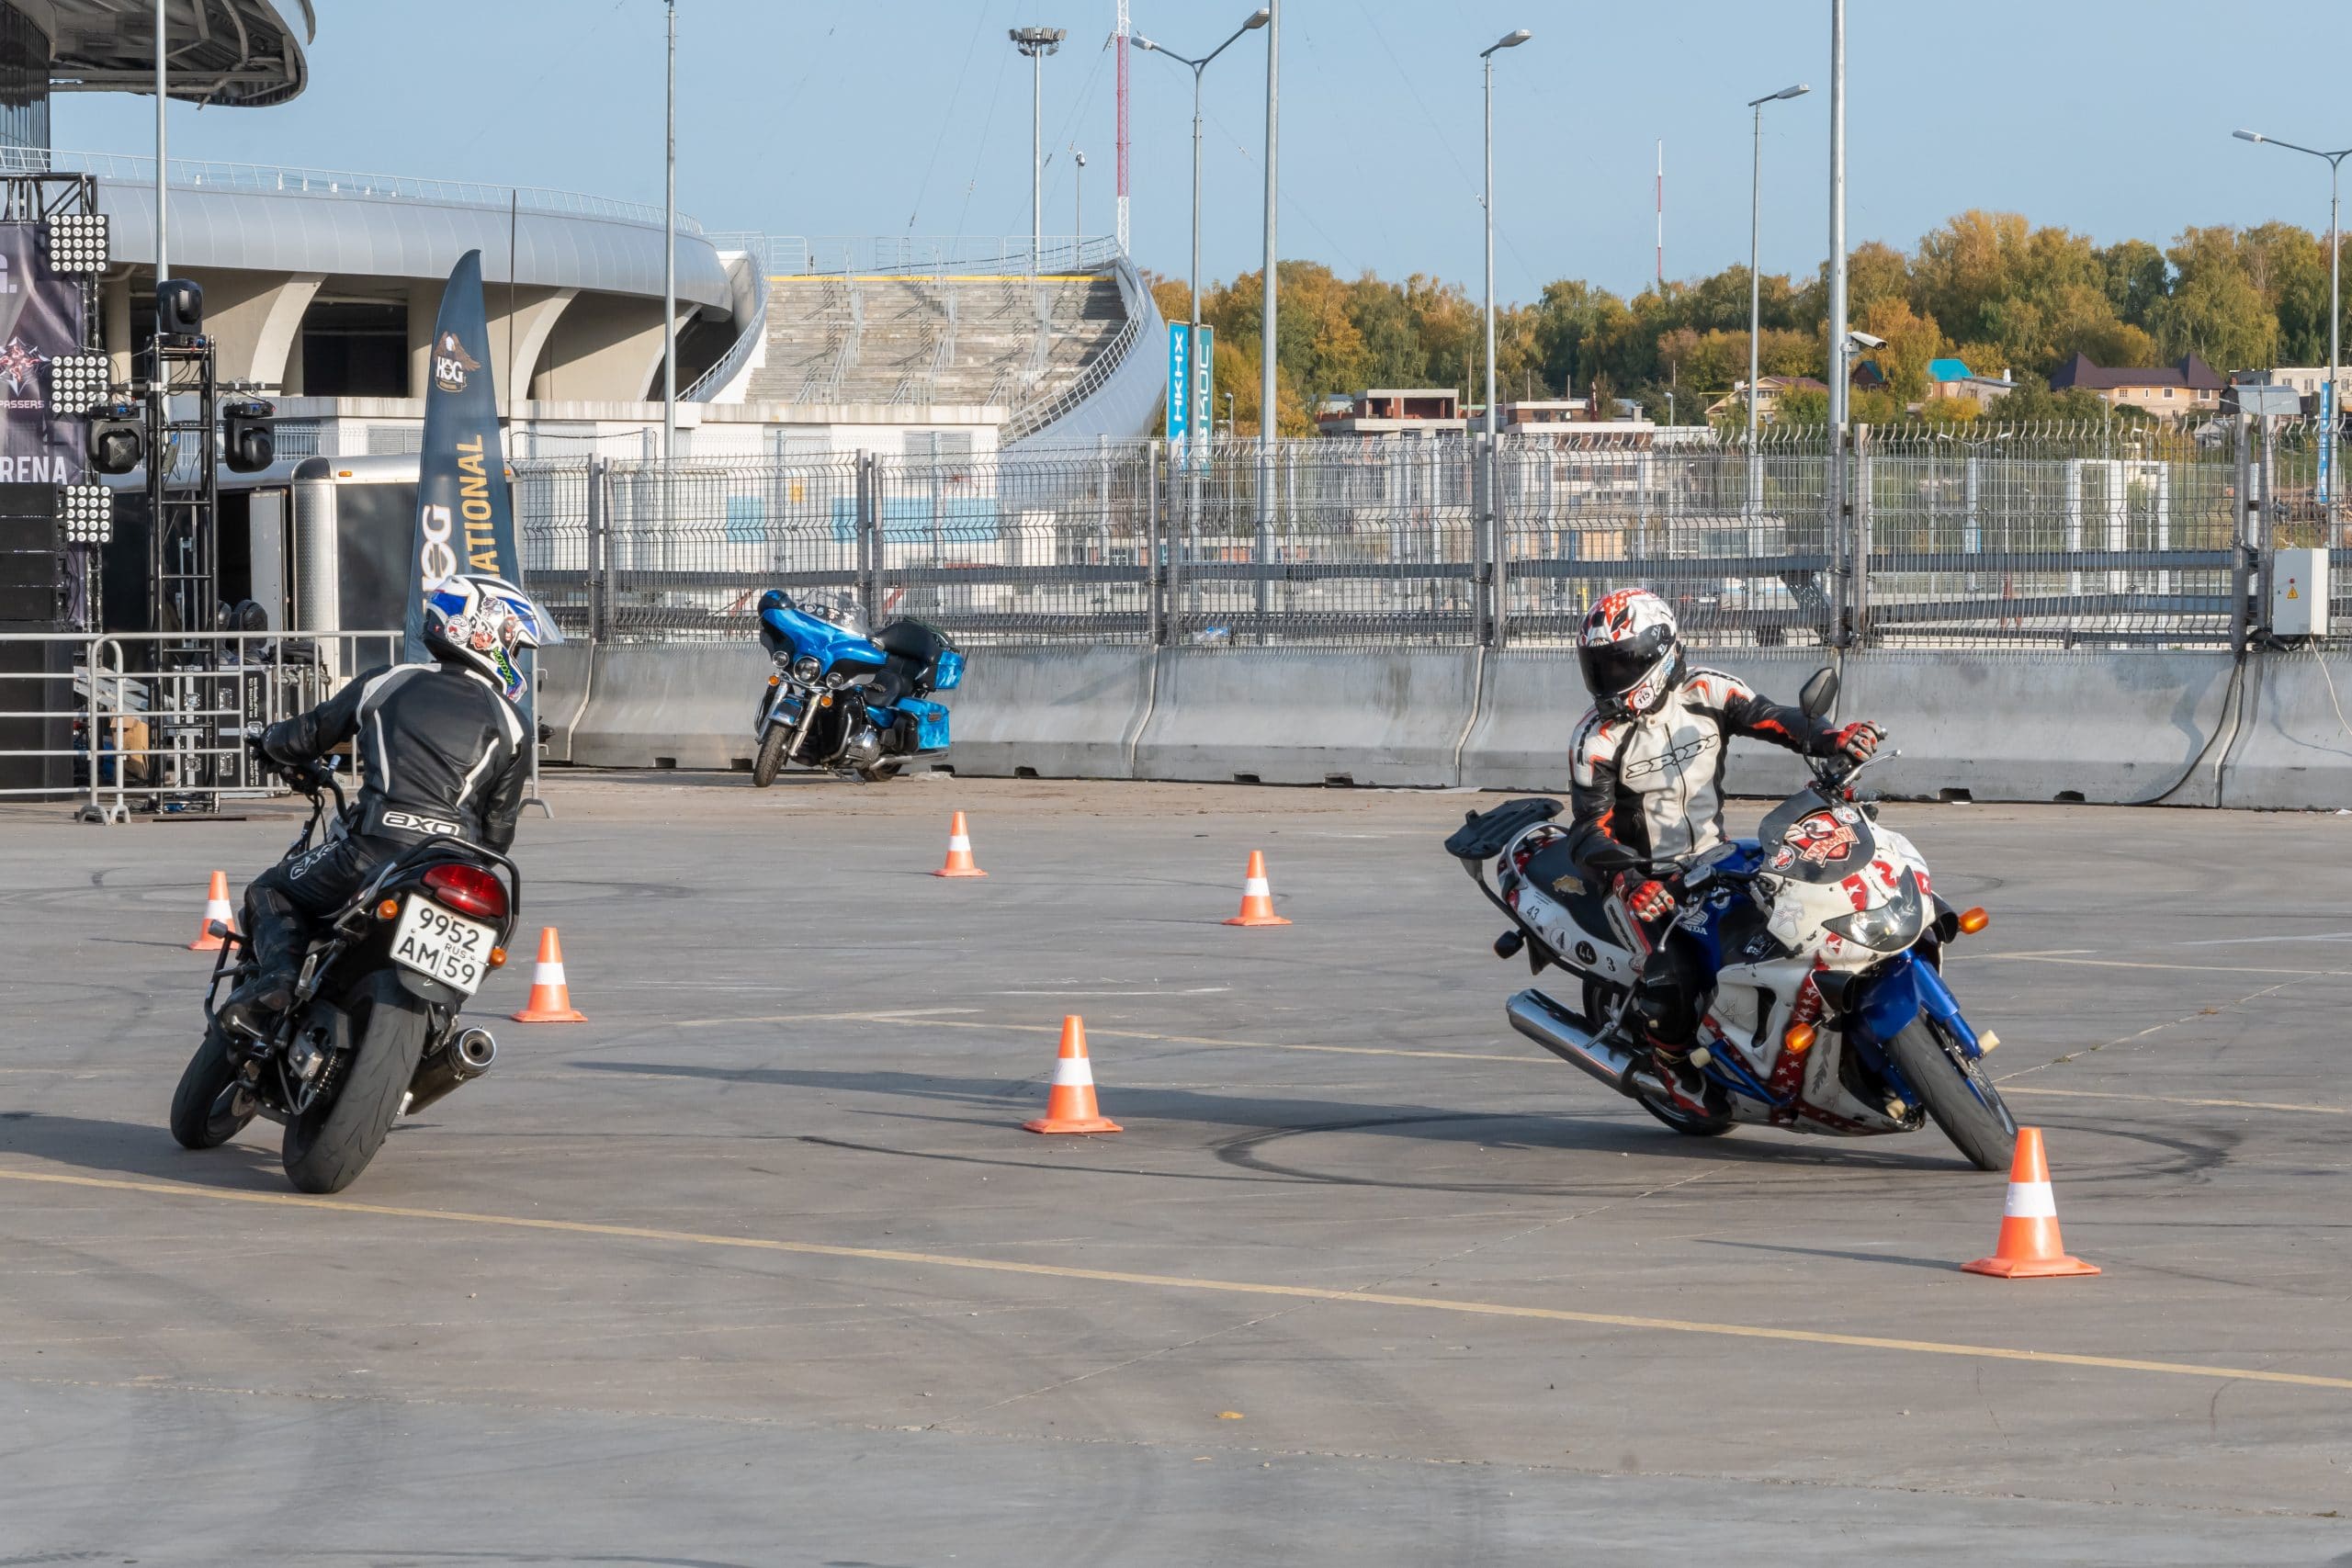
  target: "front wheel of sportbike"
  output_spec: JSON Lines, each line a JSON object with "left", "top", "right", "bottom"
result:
{"left": 751, "top": 724, "right": 788, "bottom": 788}
{"left": 169, "top": 1018, "right": 256, "bottom": 1150}
{"left": 1584, "top": 978, "right": 1732, "bottom": 1139}
{"left": 280, "top": 970, "right": 430, "bottom": 1194}
{"left": 1883, "top": 1015, "right": 2018, "bottom": 1172}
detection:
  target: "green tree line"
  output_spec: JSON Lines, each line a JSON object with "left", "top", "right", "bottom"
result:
{"left": 1148, "top": 209, "right": 2346, "bottom": 434}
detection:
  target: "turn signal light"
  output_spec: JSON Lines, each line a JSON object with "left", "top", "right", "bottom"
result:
{"left": 487, "top": 946, "right": 508, "bottom": 969}
{"left": 766, "top": 675, "right": 780, "bottom": 688}
{"left": 376, "top": 898, "right": 401, "bottom": 920}
{"left": 1957, "top": 907, "right": 1990, "bottom": 934}
{"left": 1783, "top": 1022, "right": 1817, "bottom": 1055}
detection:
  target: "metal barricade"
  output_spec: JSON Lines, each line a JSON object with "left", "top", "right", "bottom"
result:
{"left": 0, "top": 629, "right": 402, "bottom": 821}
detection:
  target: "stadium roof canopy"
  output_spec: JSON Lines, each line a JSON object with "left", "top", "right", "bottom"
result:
{"left": 40, "top": 0, "right": 313, "bottom": 108}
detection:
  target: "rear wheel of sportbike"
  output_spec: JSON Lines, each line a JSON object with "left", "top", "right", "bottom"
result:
{"left": 1585, "top": 979, "right": 1733, "bottom": 1138}
{"left": 857, "top": 760, "right": 903, "bottom": 783}
{"left": 169, "top": 1016, "right": 257, "bottom": 1150}
{"left": 751, "top": 723, "right": 788, "bottom": 788}
{"left": 1883, "top": 1015, "right": 2018, "bottom": 1172}
{"left": 280, "top": 970, "right": 432, "bottom": 1194}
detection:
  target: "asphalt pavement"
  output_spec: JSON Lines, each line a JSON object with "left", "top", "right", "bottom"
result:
{"left": 3, "top": 773, "right": 2349, "bottom": 1566}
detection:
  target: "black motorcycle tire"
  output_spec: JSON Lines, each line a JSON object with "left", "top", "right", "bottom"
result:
{"left": 169, "top": 1017, "right": 255, "bottom": 1150}
{"left": 280, "top": 970, "right": 430, "bottom": 1194}
{"left": 751, "top": 724, "right": 788, "bottom": 788}
{"left": 1583, "top": 978, "right": 1733, "bottom": 1139}
{"left": 1883, "top": 1015, "right": 2017, "bottom": 1172}
{"left": 857, "top": 761, "right": 903, "bottom": 783}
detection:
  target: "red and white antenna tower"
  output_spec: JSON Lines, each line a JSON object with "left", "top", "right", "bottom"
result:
{"left": 1115, "top": 0, "right": 1131, "bottom": 253}
{"left": 1655, "top": 139, "right": 1665, "bottom": 288}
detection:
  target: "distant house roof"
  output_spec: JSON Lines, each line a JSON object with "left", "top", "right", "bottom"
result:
{"left": 1851, "top": 359, "right": 1888, "bottom": 389}
{"left": 2050, "top": 352, "right": 2225, "bottom": 393}
{"left": 1928, "top": 357, "right": 1973, "bottom": 383}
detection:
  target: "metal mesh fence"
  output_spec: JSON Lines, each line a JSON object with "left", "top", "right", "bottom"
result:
{"left": 514, "top": 419, "right": 2293, "bottom": 652}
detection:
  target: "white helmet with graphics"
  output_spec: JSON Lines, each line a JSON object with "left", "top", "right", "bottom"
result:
{"left": 422, "top": 573, "right": 560, "bottom": 705}
{"left": 1577, "top": 587, "right": 1683, "bottom": 718}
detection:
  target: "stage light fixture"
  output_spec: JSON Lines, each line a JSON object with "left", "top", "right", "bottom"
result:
{"left": 58, "top": 482, "right": 113, "bottom": 546}
{"left": 48, "top": 352, "right": 110, "bottom": 415}
{"left": 87, "top": 399, "right": 144, "bottom": 474}
{"left": 157, "top": 278, "right": 204, "bottom": 338}
{"left": 44, "top": 212, "right": 108, "bottom": 275}
{"left": 222, "top": 399, "right": 274, "bottom": 472}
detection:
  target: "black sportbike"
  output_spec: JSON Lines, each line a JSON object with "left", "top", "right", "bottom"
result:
{"left": 170, "top": 752, "right": 519, "bottom": 1192}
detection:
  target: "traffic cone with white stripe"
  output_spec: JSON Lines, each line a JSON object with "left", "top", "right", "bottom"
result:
{"left": 189, "top": 871, "right": 236, "bottom": 952}
{"left": 1222, "top": 850, "right": 1290, "bottom": 927}
{"left": 511, "top": 927, "right": 587, "bottom": 1023}
{"left": 933, "top": 811, "right": 988, "bottom": 878}
{"left": 1962, "top": 1126, "right": 2098, "bottom": 1278}
{"left": 1023, "top": 1014, "right": 1122, "bottom": 1134}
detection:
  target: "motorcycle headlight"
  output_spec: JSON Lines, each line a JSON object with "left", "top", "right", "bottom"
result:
{"left": 791, "top": 656, "right": 822, "bottom": 683}
{"left": 1825, "top": 868, "right": 1927, "bottom": 952}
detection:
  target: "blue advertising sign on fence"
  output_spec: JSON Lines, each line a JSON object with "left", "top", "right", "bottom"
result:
{"left": 1166, "top": 323, "right": 1192, "bottom": 449}
{"left": 1191, "top": 324, "right": 1214, "bottom": 468}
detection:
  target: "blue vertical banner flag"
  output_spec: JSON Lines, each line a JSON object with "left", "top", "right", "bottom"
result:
{"left": 2323, "top": 378, "right": 2336, "bottom": 518}
{"left": 1191, "top": 323, "right": 1215, "bottom": 469}
{"left": 1165, "top": 321, "right": 1192, "bottom": 455}
{"left": 403, "top": 249, "right": 519, "bottom": 663}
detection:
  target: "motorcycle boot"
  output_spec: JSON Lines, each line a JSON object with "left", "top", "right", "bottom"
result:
{"left": 217, "top": 892, "right": 303, "bottom": 1040}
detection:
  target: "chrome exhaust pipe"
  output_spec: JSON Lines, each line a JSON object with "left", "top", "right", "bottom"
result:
{"left": 453, "top": 1027, "right": 496, "bottom": 1076}
{"left": 1507, "top": 987, "right": 1638, "bottom": 1095}
{"left": 403, "top": 1027, "right": 498, "bottom": 1115}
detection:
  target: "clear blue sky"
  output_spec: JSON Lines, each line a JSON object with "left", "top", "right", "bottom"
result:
{"left": 51, "top": 1, "right": 2352, "bottom": 302}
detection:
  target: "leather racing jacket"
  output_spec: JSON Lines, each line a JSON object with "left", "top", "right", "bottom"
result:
{"left": 260, "top": 661, "right": 532, "bottom": 852}
{"left": 1566, "top": 667, "right": 1840, "bottom": 884}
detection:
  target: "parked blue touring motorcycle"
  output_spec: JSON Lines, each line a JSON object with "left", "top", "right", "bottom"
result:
{"left": 751, "top": 590, "right": 964, "bottom": 785}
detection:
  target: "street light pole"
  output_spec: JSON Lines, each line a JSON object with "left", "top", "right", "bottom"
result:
{"left": 1011, "top": 28, "right": 1067, "bottom": 271}
{"left": 1826, "top": 0, "right": 1849, "bottom": 646}
{"left": 1258, "top": 0, "right": 1280, "bottom": 634}
{"left": 662, "top": 0, "right": 676, "bottom": 490}
{"left": 1481, "top": 29, "right": 1531, "bottom": 649}
{"left": 2235, "top": 128, "right": 2351, "bottom": 535}
{"left": 1747, "top": 83, "right": 1809, "bottom": 518}
{"left": 1074, "top": 149, "right": 1085, "bottom": 239}
{"left": 153, "top": 0, "right": 166, "bottom": 285}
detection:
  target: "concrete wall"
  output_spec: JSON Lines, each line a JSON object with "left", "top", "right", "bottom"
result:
{"left": 547, "top": 639, "right": 2352, "bottom": 811}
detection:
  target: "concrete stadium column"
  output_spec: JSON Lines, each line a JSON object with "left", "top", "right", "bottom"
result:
{"left": 181, "top": 270, "right": 326, "bottom": 388}
{"left": 485, "top": 287, "right": 578, "bottom": 412}
{"left": 407, "top": 279, "right": 444, "bottom": 399}
{"left": 527, "top": 294, "right": 675, "bottom": 402}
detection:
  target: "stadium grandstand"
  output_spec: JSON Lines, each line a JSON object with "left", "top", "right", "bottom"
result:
{"left": 0, "top": 0, "right": 1162, "bottom": 459}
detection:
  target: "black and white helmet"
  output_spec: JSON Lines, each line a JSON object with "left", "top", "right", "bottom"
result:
{"left": 1577, "top": 587, "right": 1683, "bottom": 718}
{"left": 422, "top": 573, "right": 560, "bottom": 705}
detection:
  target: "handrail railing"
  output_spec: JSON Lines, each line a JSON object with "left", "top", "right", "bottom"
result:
{"left": 711, "top": 233, "right": 1120, "bottom": 276}
{"left": 6, "top": 146, "right": 702, "bottom": 231}
{"left": 1001, "top": 257, "right": 1151, "bottom": 445}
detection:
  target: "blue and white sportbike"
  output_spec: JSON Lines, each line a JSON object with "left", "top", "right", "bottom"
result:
{"left": 751, "top": 589, "right": 964, "bottom": 786}
{"left": 1445, "top": 666, "right": 2018, "bottom": 1170}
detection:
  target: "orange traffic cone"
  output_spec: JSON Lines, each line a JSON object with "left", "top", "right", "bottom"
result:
{"left": 189, "top": 871, "right": 236, "bottom": 952}
{"left": 1962, "top": 1127, "right": 2098, "bottom": 1279}
{"left": 1222, "top": 850, "right": 1291, "bottom": 927}
{"left": 933, "top": 811, "right": 988, "bottom": 878}
{"left": 1023, "top": 1014, "right": 1122, "bottom": 1134}
{"left": 511, "top": 927, "right": 588, "bottom": 1023}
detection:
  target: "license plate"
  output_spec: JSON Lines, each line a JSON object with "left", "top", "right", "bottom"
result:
{"left": 389, "top": 896, "right": 496, "bottom": 996}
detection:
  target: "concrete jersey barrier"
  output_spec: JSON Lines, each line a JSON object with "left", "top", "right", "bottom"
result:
{"left": 941, "top": 644, "right": 1154, "bottom": 779}
{"left": 2218, "top": 649, "right": 2352, "bottom": 810}
{"left": 1131, "top": 647, "right": 1480, "bottom": 787}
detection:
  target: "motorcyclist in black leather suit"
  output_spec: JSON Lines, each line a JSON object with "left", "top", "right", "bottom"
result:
{"left": 1566, "top": 588, "right": 1884, "bottom": 1114}
{"left": 218, "top": 574, "right": 555, "bottom": 1037}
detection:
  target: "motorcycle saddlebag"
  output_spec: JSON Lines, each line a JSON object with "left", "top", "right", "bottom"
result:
{"left": 894, "top": 696, "right": 952, "bottom": 751}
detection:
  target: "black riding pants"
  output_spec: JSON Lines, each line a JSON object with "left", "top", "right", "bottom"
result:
{"left": 1633, "top": 924, "right": 1712, "bottom": 1047}
{"left": 241, "top": 832, "right": 401, "bottom": 979}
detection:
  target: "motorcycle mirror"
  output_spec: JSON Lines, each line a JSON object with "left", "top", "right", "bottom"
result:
{"left": 1798, "top": 667, "right": 1838, "bottom": 718}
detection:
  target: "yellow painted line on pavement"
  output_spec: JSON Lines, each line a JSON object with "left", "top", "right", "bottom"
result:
{"left": 2003, "top": 1085, "right": 2349, "bottom": 1116}
{"left": 5, "top": 1165, "right": 2350, "bottom": 1394}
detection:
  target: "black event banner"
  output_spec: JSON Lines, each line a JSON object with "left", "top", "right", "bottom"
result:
{"left": 402, "top": 248, "right": 518, "bottom": 662}
{"left": 0, "top": 220, "right": 87, "bottom": 485}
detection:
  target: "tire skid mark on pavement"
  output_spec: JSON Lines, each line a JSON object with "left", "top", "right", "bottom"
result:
{"left": 4, "top": 1163, "right": 2350, "bottom": 1395}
